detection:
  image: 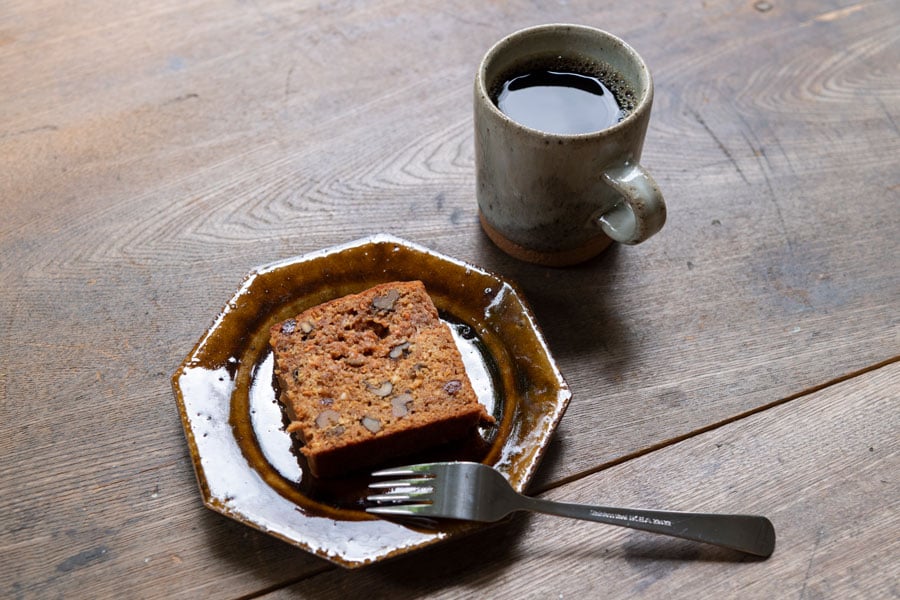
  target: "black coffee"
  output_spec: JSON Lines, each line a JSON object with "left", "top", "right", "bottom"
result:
{"left": 493, "top": 60, "right": 634, "bottom": 135}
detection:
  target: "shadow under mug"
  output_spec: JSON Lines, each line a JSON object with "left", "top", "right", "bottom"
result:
{"left": 475, "top": 24, "right": 666, "bottom": 266}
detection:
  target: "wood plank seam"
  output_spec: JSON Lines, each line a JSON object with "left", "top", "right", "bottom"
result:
{"left": 532, "top": 354, "right": 900, "bottom": 496}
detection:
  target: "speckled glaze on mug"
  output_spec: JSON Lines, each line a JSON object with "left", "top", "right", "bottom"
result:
{"left": 475, "top": 24, "right": 666, "bottom": 266}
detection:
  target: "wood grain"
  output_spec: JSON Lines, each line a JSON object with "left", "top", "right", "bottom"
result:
{"left": 1, "top": 0, "right": 898, "bottom": 597}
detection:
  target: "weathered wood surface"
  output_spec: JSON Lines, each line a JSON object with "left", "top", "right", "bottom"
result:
{"left": 1, "top": 0, "right": 897, "bottom": 598}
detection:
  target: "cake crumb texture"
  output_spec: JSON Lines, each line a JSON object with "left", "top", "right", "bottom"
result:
{"left": 270, "top": 280, "right": 493, "bottom": 478}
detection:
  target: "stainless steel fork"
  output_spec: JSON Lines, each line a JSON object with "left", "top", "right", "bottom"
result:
{"left": 367, "top": 461, "right": 776, "bottom": 557}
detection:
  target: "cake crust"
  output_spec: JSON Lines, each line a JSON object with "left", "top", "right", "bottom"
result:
{"left": 270, "top": 280, "right": 493, "bottom": 478}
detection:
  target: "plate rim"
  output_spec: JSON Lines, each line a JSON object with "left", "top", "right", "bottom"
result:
{"left": 171, "top": 234, "right": 571, "bottom": 567}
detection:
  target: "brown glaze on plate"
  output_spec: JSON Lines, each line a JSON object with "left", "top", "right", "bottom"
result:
{"left": 171, "top": 235, "right": 571, "bottom": 568}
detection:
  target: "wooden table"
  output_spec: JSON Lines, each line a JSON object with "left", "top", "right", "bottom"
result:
{"left": 2, "top": 0, "right": 897, "bottom": 597}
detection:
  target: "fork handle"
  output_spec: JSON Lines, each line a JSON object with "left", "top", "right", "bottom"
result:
{"left": 519, "top": 496, "right": 775, "bottom": 557}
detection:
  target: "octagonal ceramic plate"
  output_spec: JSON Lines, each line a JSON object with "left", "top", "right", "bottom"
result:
{"left": 171, "top": 235, "right": 570, "bottom": 567}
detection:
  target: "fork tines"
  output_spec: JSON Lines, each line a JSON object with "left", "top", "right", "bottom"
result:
{"left": 365, "top": 463, "right": 438, "bottom": 515}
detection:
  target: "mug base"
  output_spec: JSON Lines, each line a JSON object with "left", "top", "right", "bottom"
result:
{"left": 479, "top": 211, "right": 614, "bottom": 267}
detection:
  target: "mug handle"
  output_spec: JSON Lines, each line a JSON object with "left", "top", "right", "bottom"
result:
{"left": 596, "top": 163, "right": 666, "bottom": 245}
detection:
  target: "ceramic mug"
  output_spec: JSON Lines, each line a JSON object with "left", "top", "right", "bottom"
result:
{"left": 475, "top": 24, "right": 666, "bottom": 266}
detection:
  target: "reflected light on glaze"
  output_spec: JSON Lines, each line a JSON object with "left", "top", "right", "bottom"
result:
{"left": 178, "top": 365, "right": 269, "bottom": 503}
{"left": 249, "top": 353, "right": 303, "bottom": 483}
{"left": 448, "top": 321, "right": 497, "bottom": 417}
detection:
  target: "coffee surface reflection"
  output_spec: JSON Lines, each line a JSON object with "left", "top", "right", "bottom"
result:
{"left": 496, "top": 67, "right": 632, "bottom": 134}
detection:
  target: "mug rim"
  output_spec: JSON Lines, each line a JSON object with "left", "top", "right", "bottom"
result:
{"left": 476, "top": 23, "right": 654, "bottom": 140}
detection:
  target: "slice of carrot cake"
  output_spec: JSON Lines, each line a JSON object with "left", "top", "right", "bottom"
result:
{"left": 269, "top": 280, "right": 493, "bottom": 478}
